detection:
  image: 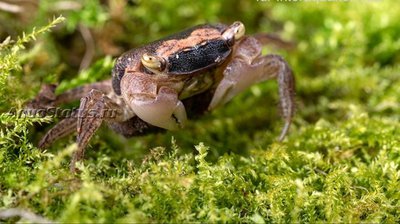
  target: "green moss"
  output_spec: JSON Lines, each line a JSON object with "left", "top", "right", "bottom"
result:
{"left": 1, "top": 0, "right": 399, "bottom": 223}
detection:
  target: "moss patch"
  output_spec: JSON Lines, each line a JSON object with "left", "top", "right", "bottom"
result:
{"left": 1, "top": 1, "right": 399, "bottom": 222}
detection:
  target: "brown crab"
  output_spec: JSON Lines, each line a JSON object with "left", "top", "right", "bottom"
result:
{"left": 28, "top": 21, "right": 295, "bottom": 172}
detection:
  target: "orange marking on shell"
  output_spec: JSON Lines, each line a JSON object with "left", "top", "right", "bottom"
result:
{"left": 156, "top": 28, "right": 222, "bottom": 58}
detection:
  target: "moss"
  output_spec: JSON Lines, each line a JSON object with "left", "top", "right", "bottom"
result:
{"left": 1, "top": 0, "right": 399, "bottom": 223}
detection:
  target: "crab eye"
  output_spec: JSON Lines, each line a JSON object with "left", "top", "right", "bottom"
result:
{"left": 141, "top": 53, "right": 166, "bottom": 72}
{"left": 233, "top": 22, "right": 245, "bottom": 40}
{"left": 222, "top": 21, "right": 246, "bottom": 45}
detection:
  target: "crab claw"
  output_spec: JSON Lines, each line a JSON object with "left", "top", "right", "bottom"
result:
{"left": 128, "top": 87, "right": 187, "bottom": 130}
{"left": 209, "top": 37, "right": 295, "bottom": 141}
{"left": 121, "top": 72, "right": 187, "bottom": 130}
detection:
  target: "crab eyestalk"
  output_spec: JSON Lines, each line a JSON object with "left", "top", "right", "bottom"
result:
{"left": 223, "top": 21, "right": 245, "bottom": 46}
{"left": 141, "top": 53, "right": 166, "bottom": 75}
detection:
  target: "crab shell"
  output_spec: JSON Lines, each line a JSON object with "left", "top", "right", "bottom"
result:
{"left": 112, "top": 23, "right": 234, "bottom": 95}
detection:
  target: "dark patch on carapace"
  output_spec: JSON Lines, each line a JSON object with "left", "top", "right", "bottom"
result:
{"left": 112, "top": 56, "right": 132, "bottom": 95}
{"left": 167, "top": 39, "right": 231, "bottom": 75}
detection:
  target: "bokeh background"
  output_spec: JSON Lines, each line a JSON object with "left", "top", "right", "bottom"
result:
{"left": 0, "top": 0, "right": 399, "bottom": 222}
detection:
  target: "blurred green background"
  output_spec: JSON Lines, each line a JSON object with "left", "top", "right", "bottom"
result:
{"left": 0, "top": 0, "right": 399, "bottom": 222}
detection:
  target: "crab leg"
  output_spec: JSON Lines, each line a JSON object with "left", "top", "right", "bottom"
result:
{"left": 252, "top": 33, "right": 295, "bottom": 50}
{"left": 28, "top": 80, "right": 115, "bottom": 151}
{"left": 26, "top": 80, "right": 112, "bottom": 111}
{"left": 70, "top": 89, "right": 130, "bottom": 172}
{"left": 209, "top": 36, "right": 295, "bottom": 141}
{"left": 38, "top": 111, "right": 78, "bottom": 148}
{"left": 54, "top": 79, "right": 112, "bottom": 105}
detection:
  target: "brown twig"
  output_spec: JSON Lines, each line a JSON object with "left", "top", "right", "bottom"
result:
{"left": 78, "top": 24, "right": 95, "bottom": 71}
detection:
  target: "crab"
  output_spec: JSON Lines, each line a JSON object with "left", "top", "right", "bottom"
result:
{"left": 27, "top": 21, "right": 295, "bottom": 172}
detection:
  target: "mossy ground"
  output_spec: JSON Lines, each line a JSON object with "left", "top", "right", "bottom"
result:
{"left": 1, "top": 0, "right": 399, "bottom": 223}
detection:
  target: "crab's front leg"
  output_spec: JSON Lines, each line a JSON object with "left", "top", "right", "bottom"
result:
{"left": 71, "top": 89, "right": 131, "bottom": 172}
{"left": 26, "top": 80, "right": 112, "bottom": 110}
{"left": 120, "top": 72, "right": 187, "bottom": 130}
{"left": 209, "top": 36, "right": 295, "bottom": 141}
{"left": 26, "top": 80, "right": 114, "bottom": 148}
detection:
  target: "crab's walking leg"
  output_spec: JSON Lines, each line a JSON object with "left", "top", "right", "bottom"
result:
{"left": 253, "top": 33, "right": 295, "bottom": 50}
{"left": 71, "top": 89, "right": 129, "bottom": 172}
{"left": 26, "top": 80, "right": 112, "bottom": 111}
{"left": 209, "top": 37, "right": 295, "bottom": 141}
{"left": 28, "top": 80, "right": 114, "bottom": 150}
{"left": 54, "top": 80, "right": 112, "bottom": 105}
{"left": 38, "top": 111, "right": 78, "bottom": 148}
